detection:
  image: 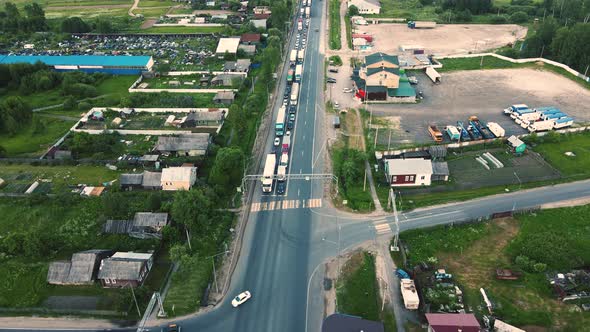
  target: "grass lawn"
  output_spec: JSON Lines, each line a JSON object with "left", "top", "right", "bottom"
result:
{"left": 372, "top": 0, "right": 439, "bottom": 20}
{"left": 135, "top": 7, "right": 171, "bottom": 18}
{"left": 532, "top": 131, "right": 590, "bottom": 176}
{"left": 0, "top": 115, "right": 74, "bottom": 157}
{"left": 328, "top": 0, "right": 341, "bottom": 50}
{"left": 337, "top": 252, "right": 397, "bottom": 332}
{"left": 135, "top": 26, "right": 224, "bottom": 34}
{"left": 398, "top": 206, "right": 590, "bottom": 329}
{"left": 0, "top": 164, "right": 120, "bottom": 187}
{"left": 44, "top": 7, "right": 130, "bottom": 19}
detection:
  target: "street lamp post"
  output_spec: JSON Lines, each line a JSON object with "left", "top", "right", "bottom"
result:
{"left": 208, "top": 250, "right": 230, "bottom": 294}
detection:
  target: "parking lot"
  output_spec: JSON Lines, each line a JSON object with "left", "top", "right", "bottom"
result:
{"left": 370, "top": 68, "right": 590, "bottom": 145}
{"left": 356, "top": 23, "right": 527, "bottom": 56}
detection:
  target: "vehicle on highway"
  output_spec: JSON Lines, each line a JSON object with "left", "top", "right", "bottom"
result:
{"left": 232, "top": 291, "right": 252, "bottom": 307}
{"left": 334, "top": 101, "right": 340, "bottom": 109}
{"left": 289, "top": 105, "right": 296, "bottom": 114}
{"left": 289, "top": 113, "right": 295, "bottom": 121}
{"left": 286, "top": 130, "right": 291, "bottom": 136}
{"left": 276, "top": 181, "right": 286, "bottom": 195}
{"left": 315, "top": 28, "right": 319, "bottom": 32}
{"left": 283, "top": 98, "right": 288, "bottom": 106}
{"left": 342, "top": 87, "right": 353, "bottom": 93}
{"left": 274, "top": 137, "right": 280, "bottom": 147}
{"left": 329, "top": 68, "right": 338, "bottom": 73}
{"left": 287, "top": 120, "right": 294, "bottom": 129}
{"left": 327, "top": 78, "right": 336, "bottom": 83}
{"left": 162, "top": 323, "right": 181, "bottom": 332}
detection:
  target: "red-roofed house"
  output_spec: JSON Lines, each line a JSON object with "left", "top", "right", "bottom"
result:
{"left": 240, "top": 33, "right": 261, "bottom": 44}
{"left": 253, "top": 13, "right": 270, "bottom": 20}
{"left": 426, "top": 313, "right": 481, "bottom": 332}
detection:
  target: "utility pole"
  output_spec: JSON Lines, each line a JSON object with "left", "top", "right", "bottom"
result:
{"left": 185, "top": 228, "right": 192, "bottom": 251}
{"left": 130, "top": 285, "right": 142, "bottom": 318}
{"left": 374, "top": 126, "right": 378, "bottom": 149}
{"left": 584, "top": 65, "right": 589, "bottom": 77}
{"left": 363, "top": 168, "right": 367, "bottom": 191}
{"left": 387, "top": 129, "right": 392, "bottom": 151}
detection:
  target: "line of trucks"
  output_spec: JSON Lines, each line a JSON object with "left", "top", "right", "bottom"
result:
{"left": 504, "top": 104, "right": 574, "bottom": 133}
{"left": 429, "top": 117, "right": 505, "bottom": 143}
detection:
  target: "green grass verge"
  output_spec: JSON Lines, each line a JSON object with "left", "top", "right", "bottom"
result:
{"left": 532, "top": 131, "right": 590, "bottom": 176}
{"left": 345, "top": 14, "right": 352, "bottom": 50}
{"left": 328, "top": 0, "right": 341, "bottom": 50}
{"left": 337, "top": 252, "right": 380, "bottom": 320}
{"left": 0, "top": 164, "right": 120, "bottom": 187}
{"left": 0, "top": 115, "right": 74, "bottom": 157}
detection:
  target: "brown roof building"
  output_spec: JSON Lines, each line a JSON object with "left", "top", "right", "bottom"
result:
{"left": 426, "top": 313, "right": 481, "bottom": 332}
{"left": 240, "top": 33, "right": 261, "bottom": 44}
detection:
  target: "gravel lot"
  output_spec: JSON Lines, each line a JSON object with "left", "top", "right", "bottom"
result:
{"left": 356, "top": 23, "right": 527, "bottom": 56}
{"left": 370, "top": 68, "right": 590, "bottom": 145}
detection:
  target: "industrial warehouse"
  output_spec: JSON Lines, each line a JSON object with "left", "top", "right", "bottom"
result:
{"left": 0, "top": 55, "right": 154, "bottom": 75}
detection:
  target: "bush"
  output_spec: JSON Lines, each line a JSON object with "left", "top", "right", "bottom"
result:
{"left": 489, "top": 15, "right": 508, "bottom": 24}
{"left": 456, "top": 9, "right": 472, "bottom": 22}
{"left": 329, "top": 55, "right": 343, "bottom": 66}
{"left": 510, "top": 11, "right": 529, "bottom": 23}
{"left": 78, "top": 101, "right": 91, "bottom": 111}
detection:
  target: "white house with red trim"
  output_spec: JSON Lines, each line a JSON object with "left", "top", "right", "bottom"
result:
{"left": 384, "top": 158, "right": 433, "bottom": 187}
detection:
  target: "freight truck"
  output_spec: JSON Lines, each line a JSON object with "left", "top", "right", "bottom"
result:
{"left": 298, "top": 48, "right": 305, "bottom": 63}
{"left": 282, "top": 134, "right": 291, "bottom": 153}
{"left": 277, "top": 165, "right": 287, "bottom": 182}
{"left": 428, "top": 125, "right": 443, "bottom": 142}
{"left": 295, "top": 64, "right": 302, "bottom": 82}
{"left": 510, "top": 108, "right": 534, "bottom": 120}
{"left": 503, "top": 104, "right": 528, "bottom": 115}
{"left": 287, "top": 69, "right": 294, "bottom": 83}
{"left": 469, "top": 116, "right": 494, "bottom": 139}
{"left": 275, "top": 106, "right": 286, "bottom": 136}
{"left": 400, "top": 279, "right": 420, "bottom": 310}
{"left": 289, "top": 49, "right": 297, "bottom": 63}
{"left": 456, "top": 121, "right": 471, "bottom": 141}
{"left": 261, "top": 154, "right": 276, "bottom": 193}
{"left": 553, "top": 117, "right": 574, "bottom": 129}
{"left": 445, "top": 126, "right": 460, "bottom": 141}
{"left": 297, "top": 18, "right": 303, "bottom": 31}
{"left": 305, "top": 7, "right": 310, "bottom": 18}
{"left": 290, "top": 82, "right": 300, "bottom": 105}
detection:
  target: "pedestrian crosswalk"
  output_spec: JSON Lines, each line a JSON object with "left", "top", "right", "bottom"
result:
{"left": 250, "top": 198, "right": 322, "bottom": 212}
{"left": 374, "top": 222, "right": 392, "bottom": 235}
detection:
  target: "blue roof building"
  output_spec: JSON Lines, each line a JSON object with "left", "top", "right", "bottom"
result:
{"left": 0, "top": 55, "right": 154, "bottom": 75}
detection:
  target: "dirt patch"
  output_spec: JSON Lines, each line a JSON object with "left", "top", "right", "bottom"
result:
{"left": 358, "top": 23, "right": 527, "bottom": 56}
{"left": 141, "top": 19, "right": 157, "bottom": 29}
{"left": 439, "top": 218, "right": 518, "bottom": 290}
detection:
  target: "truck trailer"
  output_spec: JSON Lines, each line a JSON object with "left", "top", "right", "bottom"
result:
{"left": 289, "top": 49, "right": 297, "bottom": 63}
{"left": 527, "top": 120, "right": 555, "bottom": 133}
{"left": 456, "top": 121, "right": 471, "bottom": 141}
{"left": 261, "top": 154, "right": 276, "bottom": 193}
{"left": 510, "top": 108, "right": 534, "bottom": 120}
{"left": 469, "top": 116, "right": 494, "bottom": 139}
{"left": 277, "top": 165, "right": 287, "bottom": 182}
{"left": 400, "top": 279, "right": 420, "bottom": 310}
{"left": 297, "top": 18, "right": 303, "bottom": 31}
{"left": 487, "top": 122, "right": 505, "bottom": 138}
{"left": 287, "top": 69, "right": 294, "bottom": 83}
{"left": 408, "top": 21, "right": 436, "bottom": 29}
{"left": 295, "top": 64, "right": 303, "bottom": 82}
{"left": 516, "top": 112, "right": 541, "bottom": 126}
{"left": 553, "top": 117, "right": 574, "bottom": 129}
{"left": 275, "top": 106, "right": 286, "bottom": 136}
{"left": 291, "top": 82, "right": 300, "bottom": 105}
{"left": 305, "top": 7, "right": 310, "bottom": 18}
{"left": 282, "top": 134, "right": 291, "bottom": 153}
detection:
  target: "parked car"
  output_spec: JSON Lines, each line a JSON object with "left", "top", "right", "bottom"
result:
{"left": 289, "top": 105, "right": 296, "bottom": 114}
{"left": 342, "top": 87, "right": 353, "bottom": 93}
{"left": 232, "top": 291, "right": 252, "bottom": 307}
{"left": 162, "top": 323, "right": 181, "bottom": 332}
{"left": 329, "top": 68, "right": 338, "bottom": 73}
{"left": 327, "top": 78, "right": 336, "bottom": 83}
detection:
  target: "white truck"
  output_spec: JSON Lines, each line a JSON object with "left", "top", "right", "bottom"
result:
{"left": 527, "top": 120, "right": 555, "bottom": 133}
{"left": 515, "top": 112, "right": 540, "bottom": 126}
{"left": 291, "top": 82, "right": 300, "bottom": 105}
{"left": 298, "top": 48, "right": 305, "bottom": 62}
{"left": 487, "top": 122, "right": 505, "bottom": 138}
{"left": 261, "top": 153, "right": 276, "bottom": 193}
{"left": 305, "top": 7, "right": 310, "bottom": 18}
{"left": 553, "top": 117, "right": 574, "bottom": 129}
{"left": 277, "top": 165, "right": 287, "bottom": 182}
{"left": 280, "top": 153, "right": 289, "bottom": 166}
{"left": 290, "top": 49, "right": 297, "bottom": 63}
{"left": 295, "top": 64, "right": 302, "bottom": 82}
{"left": 400, "top": 279, "right": 420, "bottom": 310}
{"left": 503, "top": 104, "right": 529, "bottom": 115}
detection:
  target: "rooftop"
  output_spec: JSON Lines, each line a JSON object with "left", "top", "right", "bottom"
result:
{"left": 0, "top": 55, "right": 152, "bottom": 67}
{"left": 386, "top": 158, "right": 432, "bottom": 175}
{"left": 98, "top": 252, "right": 152, "bottom": 281}
{"left": 426, "top": 313, "right": 480, "bottom": 332}
{"left": 133, "top": 212, "right": 168, "bottom": 228}
{"left": 216, "top": 37, "right": 241, "bottom": 54}
{"left": 240, "top": 33, "right": 261, "bottom": 43}
{"left": 322, "top": 313, "right": 384, "bottom": 332}
{"left": 365, "top": 52, "right": 399, "bottom": 67}
{"left": 161, "top": 166, "right": 197, "bottom": 183}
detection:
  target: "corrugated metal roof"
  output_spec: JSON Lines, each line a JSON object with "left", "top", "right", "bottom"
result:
{"left": 391, "top": 79, "right": 416, "bottom": 97}
{"left": 0, "top": 55, "right": 152, "bottom": 67}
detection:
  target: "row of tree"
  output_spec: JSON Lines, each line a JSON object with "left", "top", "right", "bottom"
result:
{"left": 0, "top": 2, "right": 47, "bottom": 33}
{"left": 0, "top": 97, "right": 32, "bottom": 136}
{"left": 521, "top": 19, "right": 590, "bottom": 74}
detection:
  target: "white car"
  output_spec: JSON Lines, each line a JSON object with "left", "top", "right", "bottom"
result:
{"left": 274, "top": 137, "right": 280, "bottom": 146}
{"left": 286, "top": 130, "right": 291, "bottom": 136}
{"left": 334, "top": 101, "right": 340, "bottom": 109}
{"left": 283, "top": 98, "right": 288, "bottom": 106}
{"left": 232, "top": 291, "right": 252, "bottom": 307}
{"left": 343, "top": 88, "right": 353, "bottom": 93}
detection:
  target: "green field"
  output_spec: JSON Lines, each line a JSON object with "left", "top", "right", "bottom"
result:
{"left": 328, "top": 0, "right": 341, "bottom": 50}
{"left": 0, "top": 164, "right": 120, "bottom": 187}
{"left": 532, "top": 131, "right": 590, "bottom": 176}
{"left": 0, "top": 115, "right": 74, "bottom": 157}
{"left": 397, "top": 205, "right": 590, "bottom": 329}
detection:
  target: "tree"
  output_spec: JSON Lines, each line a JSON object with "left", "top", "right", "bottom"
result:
{"left": 63, "top": 96, "right": 76, "bottom": 110}
{"left": 23, "top": 3, "right": 47, "bottom": 31}
{"left": 209, "top": 147, "right": 245, "bottom": 194}
{"left": 31, "top": 116, "right": 46, "bottom": 135}
{"left": 171, "top": 188, "right": 215, "bottom": 235}
{"left": 145, "top": 192, "right": 162, "bottom": 211}
{"left": 95, "top": 17, "right": 115, "bottom": 33}
{"left": 510, "top": 11, "right": 529, "bottom": 23}
{"left": 0, "top": 96, "right": 32, "bottom": 135}
{"left": 0, "top": 145, "right": 6, "bottom": 158}
{"left": 348, "top": 5, "right": 359, "bottom": 16}
{"left": 61, "top": 17, "right": 91, "bottom": 33}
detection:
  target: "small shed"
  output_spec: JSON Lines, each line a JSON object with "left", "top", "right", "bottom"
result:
{"left": 428, "top": 145, "right": 447, "bottom": 159}
{"left": 432, "top": 162, "right": 449, "bottom": 181}
{"left": 507, "top": 135, "right": 526, "bottom": 154}
{"left": 47, "top": 250, "right": 113, "bottom": 285}
{"left": 97, "top": 252, "right": 154, "bottom": 288}
{"left": 213, "top": 91, "right": 236, "bottom": 104}
{"left": 112, "top": 117, "right": 123, "bottom": 126}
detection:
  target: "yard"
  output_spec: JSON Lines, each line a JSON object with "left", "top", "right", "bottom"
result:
{"left": 531, "top": 131, "right": 590, "bottom": 177}
{"left": 396, "top": 205, "right": 590, "bottom": 330}
{"left": 0, "top": 115, "right": 74, "bottom": 157}
{"left": 142, "top": 74, "right": 236, "bottom": 90}
{"left": 337, "top": 251, "right": 396, "bottom": 332}
{"left": 0, "top": 164, "right": 120, "bottom": 190}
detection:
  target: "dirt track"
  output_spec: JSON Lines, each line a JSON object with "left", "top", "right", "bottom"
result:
{"left": 47, "top": 4, "right": 130, "bottom": 9}
{"left": 357, "top": 23, "right": 527, "bottom": 56}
